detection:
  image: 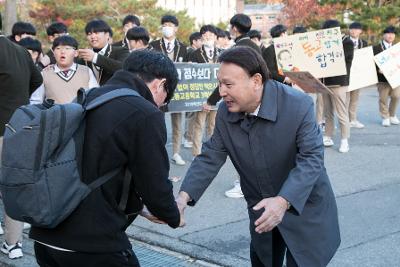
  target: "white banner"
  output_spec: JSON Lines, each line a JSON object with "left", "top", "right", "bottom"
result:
{"left": 374, "top": 42, "right": 400, "bottom": 89}
{"left": 348, "top": 46, "right": 378, "bottom": 91}
{"left": 274, "top": 27, "right": 347, "bottom": 79}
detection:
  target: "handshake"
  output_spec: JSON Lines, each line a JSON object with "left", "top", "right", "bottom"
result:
{"left": 139, "top": 191, "right": 190, "bottom": 228}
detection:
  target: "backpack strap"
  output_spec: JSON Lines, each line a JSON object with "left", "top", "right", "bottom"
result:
{"left": 87, "top": 168, "right": 123, "bottom": 191}
{"left": 118, "top": 169, "right": 132, "bottom": 211}
{"left": 85, "top": 88, "right": 141, "bottom": 111}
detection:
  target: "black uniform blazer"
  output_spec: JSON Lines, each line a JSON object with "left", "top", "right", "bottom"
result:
{"left": 188, "top": 45, "right": 220, "bottom": 63}
{"left": 78, "top": 44, "right": 129, "bottom": 86}
{"left": 0, "top": 36, "right": 43, "bottom": 135}
{"left": 262, "top": 44, "right": 285, "bottom": 83}
{"left": 149, "top": 38, "right": 188, "bottom": 62}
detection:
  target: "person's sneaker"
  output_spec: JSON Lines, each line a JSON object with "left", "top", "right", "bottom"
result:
{"left": 23, "top": 223, "right": 31, "bottom": 230}
{"left": 172, "top": 153, "right": 186, "bottom": 166}
{"left": 382, "top": 118, "right": 391, "bottom": 127}
{"left": 350, "top": 120, "right": 365, "bottom": 129}
{"left": 183, "top": 139, "right": 193, "bottom": 148}
{"left": 339, "top": 139, "right": 349, "bottom": 153}
{"left": 1, "top": 242, "right": 23, "bottom": 259}
{"left": 390, "top": 116, "right": 400, "bottom": 125}
{"left": 225, "top": 181, "right": 244, "bottom": 198}
{"left": 323, "top": 136, "right": 334, "bottom": 147}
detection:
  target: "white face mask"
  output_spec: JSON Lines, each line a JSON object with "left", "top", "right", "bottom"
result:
{"left": 203, "top": 40, "right": 215, "bottom": 48}
{"left": 162, "top": 26, "right": 175, "bottom": 38}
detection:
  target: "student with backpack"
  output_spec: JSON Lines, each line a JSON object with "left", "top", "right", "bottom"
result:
{"left": 1, "top": 50, "right": 183, "bottom": 266}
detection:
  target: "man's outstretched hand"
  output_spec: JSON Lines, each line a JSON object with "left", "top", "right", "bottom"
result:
{"left": 175, "top": 191, "right": 191, "bottom": 227}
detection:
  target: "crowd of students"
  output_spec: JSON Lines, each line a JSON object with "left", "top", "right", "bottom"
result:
{"left": 0, "top": 11, "right": 399, "bottom": 261}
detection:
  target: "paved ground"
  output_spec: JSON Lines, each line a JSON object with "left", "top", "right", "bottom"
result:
{"left": 1, "top": 86, "right": 399, "bottom": 266}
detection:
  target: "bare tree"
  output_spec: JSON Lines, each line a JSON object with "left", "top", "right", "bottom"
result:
{"left": 4, "top": 0, "right": 17, "bottom": 35}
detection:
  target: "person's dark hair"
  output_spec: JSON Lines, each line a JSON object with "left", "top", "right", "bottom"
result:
{"left": 349, "top": 22, "right": 362, "bottom": 30}
{"left": 122, "top": 15, "right": 141, "bottom": 27}
{"left": 215, "top": 27, "right": 225, "bottom": 38}
{"left": 161, "top": 15, "right": 179, "bottom": 27}
{"left": 322, "top": 19, "right": 340, "bottom": 29}
{"left": 52, "top": 35, "right": 79, "bottom": 50}
{"left": 383, "top": 25, "right": 396, "bottom": 34}
{"left": 12, "top": 22, "right": 36, "bottom": 37}
{"left": 270, "top": 24, "right": 287, "bottom": 38}
{"left": 85, "top": 19, "right": 112, "bottom": 35}
{"left": 189, "top": 32, "right": 202, "bottom": 45}
{"left": 293, "top": 25, "right": 307, "bottom": 34}
{"left": 126, "top": 26, "right": 150, "bottom": 45}
{"left": 230, "top": 14, "right": 252, "bottom": 34}
{"left": 200, "top": 24, "right": 217, "bottom": 36}
{"left": 123, "top": 50, "right": 178, "bottom": 103}
{"left": 19, "top": 37, "right": 42, "bottom": 54}
{"left": 218, "top": 46, "right": 269, "bottom": 83}
{"left": 248, "top": 29, "right": 261, "bottom": 40}
{"left": 224, "top": 30, "right": 232, "bottom": 40}
{"left": 46, "top": 22, "right": 68, "bottom": 36}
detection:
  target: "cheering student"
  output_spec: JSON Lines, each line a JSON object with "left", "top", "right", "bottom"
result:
{"left": 78, "top": 19, "right": 129, "bottom": 85}
{"left": 30, "top": 36, "right": 98, "bottom": 105}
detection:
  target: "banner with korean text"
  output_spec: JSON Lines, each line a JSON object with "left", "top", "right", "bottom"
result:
{"left": 374, "top": 42, "right": 400, "bottom": 89}
{"left": 167, "top": 63, "right": 219, "bottom": 112}
{"left": 274, "top": 27, "right": 346, "bottom": 79}
{"left": 348, "top": 46, "right": 378, "bottom": 91}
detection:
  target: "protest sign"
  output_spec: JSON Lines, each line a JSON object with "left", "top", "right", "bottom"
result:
{"left": 348, "top": 46, "right": 378, "bottom": 91}
{"left": 274, "top": 27, "right": 347, "bottom": 79}
{"left": 167, "top": 63, "right": 219, "bottom": 113}
{"left": 374, "top": 42, "right": 400, "bottom": 89}
{"left": 284, "top": 71, "right": 332, "bottom": 94}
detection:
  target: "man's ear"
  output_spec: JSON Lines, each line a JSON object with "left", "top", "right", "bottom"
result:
{"left": 252, "top": 73, "right": 263, "bottom": 90}
{"left": 73, "top": 50, "right": 79, "bottom": 58}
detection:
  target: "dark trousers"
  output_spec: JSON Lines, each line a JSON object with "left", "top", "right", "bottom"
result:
{"left": 34, "top": 242, "right": 140, "bottom": 267}
{"left": 249, "top": 228, "right": 299, "bottom": 267}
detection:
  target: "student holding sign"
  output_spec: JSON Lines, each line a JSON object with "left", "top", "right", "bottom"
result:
{"left": 343, "top": 22, "right": 368, "bottom": 129}
{"left": 321, "top": 20, "right": 354, "bottom": 153}
{"left": 373, "top": 26, "right": 400, "bottom": 127}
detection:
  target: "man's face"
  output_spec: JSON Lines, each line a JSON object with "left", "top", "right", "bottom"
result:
{"left": 54, "top": 45, "right": 78, "bottom": 68}
{"left": 192, "top": 39, "right": 203, "bottom": 49}
{"left": 202, "top": 31, "right": 217, "bottom": 47}
{"left": 383, "top": 32, "right": 395, "bottom": 44}
{"left": 162, "top": 22, "right": 177, "bottom": 38}
{"left": 349, "top": 29, "right": 362, "bottom": 39}
{"left": 27, "top": 50, "right": 39, "bottom": 62}
{"left": 123, "top": 22, "right": 137, "bottom": 35}
{"left": 15, "top": 33, "right": 34, "bottom": 42}
{"left": 86, "top": 31, "right": 109, "bottom": 49}
{"left": 218, "top": 62, "right": 261, "bottom": 113}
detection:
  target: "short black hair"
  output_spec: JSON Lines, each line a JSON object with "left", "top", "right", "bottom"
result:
{"left": 189, "top": 32, "right": 202, "bottom": 45}
{"left": 12, "top": 22, "right": 36, "bottom": 36}
{"left": 161, "top": 15, "right": 179, "bottom": 27}
{"left": 322, "top": 19, "right": 340, "bottom": 29}
{"left": 19, "top": 37, "right": 42, "bottom": 54}
{"left": 230, "top": 14, "right": 252, "bottom": 34}
{"left": 383, "top": 25, "right": 396, "bottom": 34}
{"left": 218, "top": 46, "right": 269, "bottom": 84}
{"left": 85, "top": 19, "right": 112, "bottom": 35}
{"left": 293, "top": 25, "right": 307, "bottom": 34}
{"left": 126, "top": 26, "right": 150, "bottom": 45}
{"left": 46, "top": 22, "right": 68, "bottom": 36}
{"left": 200, "top": 24, "right": 217, "bottom": 36}
{"left": 224, "top": 30, "right": 231, "bottom": 40}
{"left": 349, "top": 22, "right": 362, "bottom": 30}
{"left": 52, "top": 35, "right": 79, "bottom": 50}
{"left": 123, "top": 50, "right": 178, "bottom": 103}
{"left": 122, "top": 15, "right": 140, "bottom": 27}
{"left": 215, "top": 27, "right": 226, "bottom": 38}
{"left": 270, "top": 24, "right": 287, "bottom": 38}
{"left": 248, "top": 29, "right": 261, "bottom": 40}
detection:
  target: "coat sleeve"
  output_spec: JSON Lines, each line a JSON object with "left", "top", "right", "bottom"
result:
{"left": 180, "top": 108, "right": 228, "bottom": 204}
{"left": 128, "top": 111, "right": 180, "bottom": 228}
{"left": 28, "top": 53, "right": 43, "bottom": 94}
{"left": 262, "top": 46, "right": 285, "bottom": 83}
{"left": 96, "top": 47, "right": 129, "bottom": 73}
{"left": 278, "top": 99, "right": 325, "bottom": 215}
